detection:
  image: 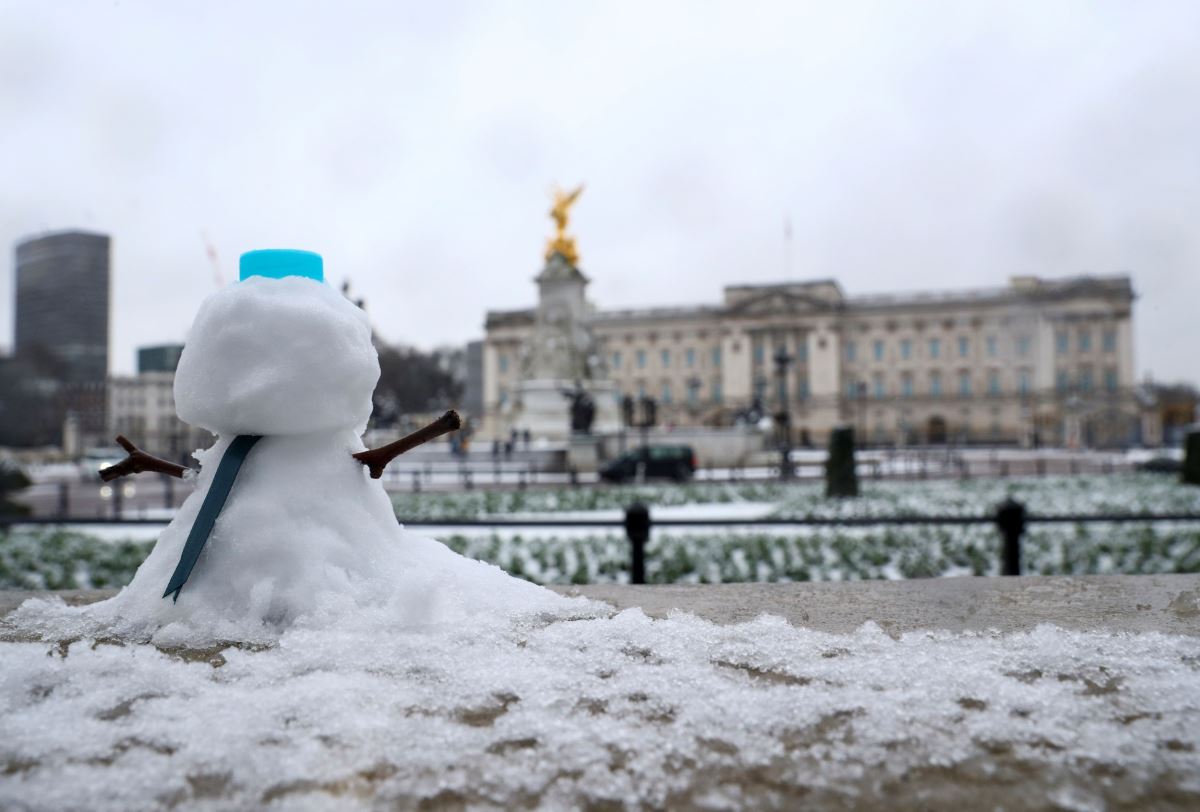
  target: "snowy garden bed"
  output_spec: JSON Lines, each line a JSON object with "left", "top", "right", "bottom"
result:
{"left": 4, "top": 521, "right": 1200, "bottom": 590}
{"left": 383, "top": 474, "right": 1200, "bottom": 520}
{"left": 4, "top": 473, "right": 1200, "bottom": 590}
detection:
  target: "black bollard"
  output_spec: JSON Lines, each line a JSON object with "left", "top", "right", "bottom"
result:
{"left": 624, "top": 502, "right": 651, "bottom": 585}
{"left": 995, "top": 498, "right": 1026, "bottom": 576}
{"left": 57, "top": 481, "right": 70, "bottom": 518}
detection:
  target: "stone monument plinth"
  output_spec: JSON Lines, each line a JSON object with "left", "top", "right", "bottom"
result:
{"left": 514, "top": 378, "right": 620, "bottom": 443}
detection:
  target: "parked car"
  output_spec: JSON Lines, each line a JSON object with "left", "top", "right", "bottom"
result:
{"left": 599, "top": 445, "right": 696, "bottom": 483}
{"left": 1137, "top": 456, "right": 1182, "bottom": 474}
{"left": 82, "top": 446, "right": 127, "bottom": 481}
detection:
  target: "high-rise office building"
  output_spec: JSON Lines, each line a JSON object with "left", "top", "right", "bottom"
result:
{"left": 15, "top": 230, "right": 110, "bottom": 383}
{"left": 10, "top": 230, "right": 111, "bottom": 448}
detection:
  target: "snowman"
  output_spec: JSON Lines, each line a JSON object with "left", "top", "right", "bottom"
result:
{"left": 43, "top": 249, "right": 569, "bottom": 644}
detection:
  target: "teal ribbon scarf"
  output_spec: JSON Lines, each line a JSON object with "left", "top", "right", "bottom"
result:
{"left": 163, "top": 434, "right": 262, "bottom": 603}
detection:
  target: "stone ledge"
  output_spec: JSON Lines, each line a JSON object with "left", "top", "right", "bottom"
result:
{"left": 4, "top": 574, "right": 1198, "bottom": 635}
{"left": 555, "top": 575, "right": 1200, "bottom": 635}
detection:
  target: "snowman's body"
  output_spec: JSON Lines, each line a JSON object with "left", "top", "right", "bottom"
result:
{"left": 58, "top": 272, "right": 566, "bottom": 644}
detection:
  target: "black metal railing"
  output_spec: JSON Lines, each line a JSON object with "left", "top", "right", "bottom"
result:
{"left": 5, "top": 499, "right": 1200, "bottom": 584}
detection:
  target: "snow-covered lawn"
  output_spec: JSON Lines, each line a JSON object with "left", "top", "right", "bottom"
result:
{"left": 4, "top": 475, "right": 1200, "bottom": 589}
{"left": 4, "top": 519, "right": 1199, "bottom": 590}
{"left": 2, "top": 603, "right": 1198, "bottom": 810}
{"left": 386, "top": 473, "right": 1200, "bottom": 520}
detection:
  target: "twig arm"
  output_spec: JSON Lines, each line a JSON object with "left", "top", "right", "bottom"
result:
{"left": 354, "top": 410, "right": 462, "bottom": 479}
{"left": 99, "top": 435, "right": 192, "bottom": 482}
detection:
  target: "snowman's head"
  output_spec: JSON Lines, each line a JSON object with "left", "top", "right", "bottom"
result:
{"left": 175, "top": 250, "right": 380, "bottom": 436}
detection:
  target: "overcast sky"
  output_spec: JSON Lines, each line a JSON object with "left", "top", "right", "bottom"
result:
{"left": 2, "top": 0, "right": 1198, "bottom": 383}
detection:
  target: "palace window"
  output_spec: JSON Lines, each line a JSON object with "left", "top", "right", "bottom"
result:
{"left": 1056, "top": 330, "right": 1069, "bottom": 355}
{"left": 498, "top": 354, "right": 508, "bottom": 374}
{"left": 637, "top": 350, "right": 646, "bottom": 369}
{"left": 900, "top": 339, "right": 912, "bottom": 360}
{"left": 873, "top": 339, "right": 884, "bottom": 361}
{"left": 958, "top": 371, "right": 972, "bottom": 397}
{"left": 662, "top": 381, "right": 672, "bottom": 403}
{"left": 1018, "top": 369, "right": 1031, "bottom": 395}
{"left": 686, "top": 348, "right": 695, "bottom": 368}
{"left": 845, "top": 341, "right": 857, "bottom": 362}
{"left": 929, "top": 371, "right": 942, "bottom": 397}
{"left": 1102, "top": 329, "right": 1117, "bottom": 353}
{"left": 958, "top": 336, "right": 969, "bottom": 358}
{"left": 986, "top": 335, "right": 997, "bottom": 357}
{"left": 1104, "top": 367, "right": 1118, "bottom": 392}
{"left": 1056, "top": 370, "right": 1070, "bottom": 393}
{"left": 901, "top": 373, "right": 913, "bottom": 398}
{"left": 928, "top": 338, "right": 941, "bottom": 359}
{"left": 1017, "top": 334, "right": 1031, "bottom": 357}
{"left": 661, "top": 349, "right": 671, "bottom": 368}
{"left": 712, "top": 347, "right": 722, "bottom": 367}
{"left": 611, "top": 351, "right": 621, "bottom": 370}
{"left": 1079, "top": 366, "right": 1093, "bottom": 392}
{"left": 873, "top": 372, "right": 885, "bottom": 399}
{"left": 712, "top": 379, "right": 723, "bottom": 403}
{"left": 988, "top": 370, "right": 1000, "bottom": 395}
{"left": 1078, "top": 330, "right": 1091, "bottom": 353}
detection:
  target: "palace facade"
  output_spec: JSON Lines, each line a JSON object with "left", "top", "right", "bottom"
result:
{"left": 483, "top": 270, "right": 1154, "bottom": 448}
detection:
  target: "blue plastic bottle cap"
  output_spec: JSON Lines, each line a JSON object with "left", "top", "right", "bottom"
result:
{"left": 239, "top": 249, "right": 324, "bottom": 283}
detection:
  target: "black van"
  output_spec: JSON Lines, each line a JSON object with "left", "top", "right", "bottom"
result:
{"left": 599, "top": 445, "right": 697, "bottom": 483}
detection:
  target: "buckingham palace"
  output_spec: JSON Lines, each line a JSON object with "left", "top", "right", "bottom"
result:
{"left": 482, "top": 197, "right": 1153, "bottom": 448}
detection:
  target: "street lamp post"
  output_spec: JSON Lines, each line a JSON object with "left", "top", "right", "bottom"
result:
{"left": 856, "top": 381, "right": 868, "bottom": 448}
{"left": 686, "top": 376, "right": 702, "bottom": 423}
{"left": 773, "top": 346, "right": 793, "bottom": 480}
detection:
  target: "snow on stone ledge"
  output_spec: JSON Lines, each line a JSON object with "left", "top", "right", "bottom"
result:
{"left": 2, "top": 592, "right": 1199, "bottom": 810}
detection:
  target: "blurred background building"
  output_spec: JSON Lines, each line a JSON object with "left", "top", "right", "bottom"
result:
{"left": 107, "top": 342, "right": 208, "bottom": 464}
{"left": 15, "top": 230, "right": 110, "bottom": 383}
{"left": 485, "top": 270, "right": 1155, "bottom": 448}
{"left": 1, "top": 231, "right": 111, "bottom": 451}
{"left": 137, "top": 344, "right": 184, "bottom": 374}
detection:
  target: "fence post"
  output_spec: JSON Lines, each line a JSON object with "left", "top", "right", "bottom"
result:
{"left": 412, "top": 470, "right": 421, "bottom": 493}
{"left": 995, "top": 497, "right": 1026, "bottom": 576}
{"left": 57, "top": 481, "right": 70, "bottom": 518}
{"left": 624, "top": 502, "right": 650, "bottom": 585}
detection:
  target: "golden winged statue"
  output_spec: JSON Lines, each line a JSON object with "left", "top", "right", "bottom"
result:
{"left": 545, "top": 184, "right": 584, "bottom": 265}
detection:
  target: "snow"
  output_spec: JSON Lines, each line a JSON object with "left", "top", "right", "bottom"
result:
{"left": 1, "top": 609, "right": 1198, "bottom": 809}
{"left": 175, "top": 275, "right": 378, "bottom": 436}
